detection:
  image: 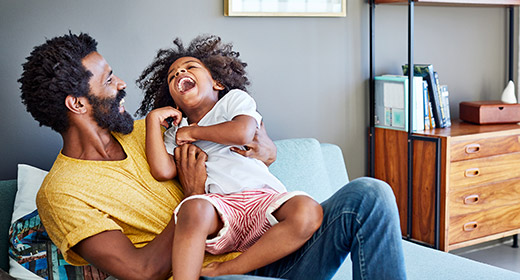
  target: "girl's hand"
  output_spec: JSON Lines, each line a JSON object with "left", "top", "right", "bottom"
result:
{"left": 176, "top": 123, "right": 199, "bottom": 146}
{"left": 147, "top": 107, "right": 182, "bottom": 128}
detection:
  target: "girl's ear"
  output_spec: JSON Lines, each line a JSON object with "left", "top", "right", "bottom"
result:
{"left": 213, "top": 81, "right": 225, "bottom": 91}
{"left": 65, "top": 95, "right": 88, "bottom": 114}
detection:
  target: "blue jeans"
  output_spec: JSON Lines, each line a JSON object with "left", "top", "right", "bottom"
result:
{"left": 203, "top": 177, "right": 406, "bottom": 280}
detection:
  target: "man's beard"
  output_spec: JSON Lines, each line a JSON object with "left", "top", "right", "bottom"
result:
{"left": 87, "top": 90, "right": 134, "bottom": 134}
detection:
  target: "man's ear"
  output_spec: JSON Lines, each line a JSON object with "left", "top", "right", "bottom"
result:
{"left": 213, "top": 81, "right": 225, "bottom": 91}
{"left": 65, "top": 95, "right": 88, "bottom": 114}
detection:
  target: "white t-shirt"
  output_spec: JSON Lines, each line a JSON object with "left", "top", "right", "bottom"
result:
{"left": 164, "top": 89, "right": 286, "bottom": 195}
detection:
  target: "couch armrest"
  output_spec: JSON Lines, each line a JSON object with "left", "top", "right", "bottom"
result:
{"left": 0, "top": 180, "right": 17, "bottom": 272}
{"left": 320, "top": 143, "right": 349, "bottom": 189}
{"left": 270, "top": 138, "right": 349, "bottom": 203}
{"left": 0, "top": 268, "right": 16, "bottom": 280}
{"left": 0, "top": 268, "right": 15, "bottom": 280}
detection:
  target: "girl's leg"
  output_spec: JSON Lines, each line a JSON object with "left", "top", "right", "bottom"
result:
{"left": 205, "top": 195, "right": 323, "bottom": 276}
{"left": 247, "top": 177, "right": 406, "bottom": 280}
{"left": 172, "top": 198, "right": 223, "bottom": 280}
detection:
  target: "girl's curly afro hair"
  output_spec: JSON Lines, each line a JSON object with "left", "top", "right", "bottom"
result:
{"left": 136, "top": 34, "right": 250, "bottom": 117}
{"left": 19, "top": 32, "right": 97, "bottom": 133}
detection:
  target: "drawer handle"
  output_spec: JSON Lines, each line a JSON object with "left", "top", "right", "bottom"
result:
{"left": 465, "top": 144, "right": 481, "bottom": 154}
{"left": 463, "top": 222, "right": 478, "bottom": 232}
{"left": 464, "top": 194, "right": 480, "bottom": 205}
{"left": 464, "top": 168, "right": 480, "bottom": 177}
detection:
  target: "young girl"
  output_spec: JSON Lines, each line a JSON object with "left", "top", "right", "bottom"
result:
{"left": 138, "top": 35, "right": 323, "bottom": 279}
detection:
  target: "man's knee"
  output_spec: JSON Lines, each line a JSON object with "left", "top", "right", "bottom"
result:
{"left": 326, "top": 177, "right": 399, "bottom": 220}
{"left": 360, "top": 176, "right": 393, "bottom": 193}
{"left": 344, "top": 177, "right": 396, "bottom": 204}
{"left": 349, "top": 177, "right": 401, "bottom": 223}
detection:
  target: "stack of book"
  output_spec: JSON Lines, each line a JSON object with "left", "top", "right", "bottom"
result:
{"left": 403, "top": 64, "right": 451, "bottom": 129}
{"left": 374, "top": 64, "right": 451, "bottom": 132}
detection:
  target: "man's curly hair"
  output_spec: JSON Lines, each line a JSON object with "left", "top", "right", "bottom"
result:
{"left": 136, "top": 35, "right": 249, "bottom": 117}
{"left": 19, "top": 32, "right": 98, "bottom": 133}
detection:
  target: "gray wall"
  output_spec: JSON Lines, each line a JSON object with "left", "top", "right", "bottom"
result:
{"left": 0, "top": 0, "right": 513, "bottom": 180}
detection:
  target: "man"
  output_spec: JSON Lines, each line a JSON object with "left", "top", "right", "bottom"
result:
{"left": 20, "top": 32, "right": 406, "bottom": 280}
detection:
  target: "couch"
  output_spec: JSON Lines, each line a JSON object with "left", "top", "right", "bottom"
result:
{"left": 1, "top": 138, "right": 519, "bottom": 279}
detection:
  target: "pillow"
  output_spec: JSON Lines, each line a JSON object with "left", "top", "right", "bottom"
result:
{"left": 9, "top": 164, "right": 48, "bottom": 279}
{"left": 10, "top": 164, "right": 48, "bottom": 225}
{"left": 269, "top": 138, "right": 333, "bottom": 203}
{"left": 8, "top": 164, "right": 109, "bottom": 280}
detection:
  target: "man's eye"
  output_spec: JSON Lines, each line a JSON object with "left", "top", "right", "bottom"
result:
{"left": 107, "top": 78, "right": 113, "bottom": 84}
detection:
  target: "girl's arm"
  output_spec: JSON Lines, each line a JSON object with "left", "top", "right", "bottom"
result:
{"left": 176, "top": 115, "right": 257, "bottom": 147}
{"left": 145, "top": 107, "right": 182, "bottom": 181}
{"left": 230, "top": 121, "right": 277, "bottom": 166}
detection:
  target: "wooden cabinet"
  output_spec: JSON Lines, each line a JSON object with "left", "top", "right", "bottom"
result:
{"left": 374, "top": 121, "right": 520, "bottom": 251}
{"left": 369, "top": 0, "right": 520, "bottom": 251}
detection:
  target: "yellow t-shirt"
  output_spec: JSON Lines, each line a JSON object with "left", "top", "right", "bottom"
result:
{"left": 36, "top": 119, "right": 238, "bottom": 266}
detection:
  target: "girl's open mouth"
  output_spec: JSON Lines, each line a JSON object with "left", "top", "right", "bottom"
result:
{"left": 177, "top": 76, "right": 196, "bottom": 93}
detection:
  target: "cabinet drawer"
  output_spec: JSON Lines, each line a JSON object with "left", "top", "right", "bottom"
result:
{"left": 450, "top": 134, "right": 520, "bottom": 162}
{"left": 449, "top": 203, "right": 520, "bottom": 245}
{"left": 449, "top": 152, "right": 520, "bottom": 189}
{"left": 448, "top": 178, "right": 520, "bottom": 216}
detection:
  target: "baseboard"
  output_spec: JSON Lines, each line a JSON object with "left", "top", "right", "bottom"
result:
{"left": 451, "top": 236, "right": 514, "bottom": 256}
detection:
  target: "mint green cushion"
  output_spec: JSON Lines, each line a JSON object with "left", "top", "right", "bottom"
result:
{"left": 320, "top": 143, "right": 349, "bottom": 189}
{"left": 0, "top": 180, "right": 16, "bottom": 272}
{"left": 269, "top": 138, "right": 333, "bottom": 203}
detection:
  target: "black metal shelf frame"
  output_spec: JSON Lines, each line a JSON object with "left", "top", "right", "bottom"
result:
{"left": 368, "top": 0, "right": 518, "bottom": 250}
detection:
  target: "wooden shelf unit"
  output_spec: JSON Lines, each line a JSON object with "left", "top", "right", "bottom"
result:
{"left": 368, "top": 0, "right": 520, "bottom": 251}
{"left": 375, "top": 121, "right": 520, "bottom": 251}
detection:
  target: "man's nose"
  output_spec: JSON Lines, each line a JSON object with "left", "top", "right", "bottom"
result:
{"left": 116, "top": 76, "right": 126, "bottom": 90}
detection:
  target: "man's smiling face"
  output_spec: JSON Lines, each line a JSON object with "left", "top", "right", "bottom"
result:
{"left": 82, "top": 51, "right": 134, "bottom": 134}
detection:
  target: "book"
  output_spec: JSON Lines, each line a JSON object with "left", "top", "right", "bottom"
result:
{"left": 402, "top": 64, "right": 446, "bottom": 128}
{"left": 440, "top": 85, "right": 451, "bottom": 127}
{"left": 433, "top": 72, "right": 449, "bottom": 127}
{"left": 422, "top": 80, "right": 430, "bottom": 129}
{"left": 374, "top": 75, "right": 424, "bottom": 132}
{"left": 427, "top": 89, "right": 436, "bottom": 129}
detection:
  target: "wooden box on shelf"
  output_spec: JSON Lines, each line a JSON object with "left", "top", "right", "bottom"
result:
{"left": 459, "top": 101, "right": 520, "bottom": 124}
{"left": 374, "top": 121, "right": 520, "bottom": 251}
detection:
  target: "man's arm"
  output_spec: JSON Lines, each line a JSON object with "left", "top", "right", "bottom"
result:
{"left": 230, "top": 121, "right": 277, "bottom": 166}
{"left": 73, "top": 218, "right": 175, "bottom": 280}
{"left": 74, "top": 143, "right": 209, "bottom": 279}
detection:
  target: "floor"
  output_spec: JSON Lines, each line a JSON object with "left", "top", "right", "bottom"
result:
{"left": 451, "top": 236, "right": 520, "bottom": 273}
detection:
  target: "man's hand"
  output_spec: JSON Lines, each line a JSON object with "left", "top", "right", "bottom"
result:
{"left": 200, "top": 261, "right": 224, "bottom": 277}
{"left": 174, "top": 144, "right": 207, "bottom": 197}
{"left": 230, "top": 122, "right": 277, "bottom": 166}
